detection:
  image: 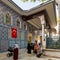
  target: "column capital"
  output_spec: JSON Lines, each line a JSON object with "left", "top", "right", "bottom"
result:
{"left": 38, "top": 15, "right": 45, "bottom": 24}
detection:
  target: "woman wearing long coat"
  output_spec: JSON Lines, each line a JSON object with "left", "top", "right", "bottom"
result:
{"left": 27, "top": 43, "right": 31, "bottom": 54}
{"left": 13, "top": 44, "right": 19, "bottom": 60}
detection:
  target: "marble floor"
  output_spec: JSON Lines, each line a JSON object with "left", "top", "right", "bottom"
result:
{"left": 0, "top": 49, "right": 60, "bottom": 60}
{"left": 1, "top": 53, "right": 60, "bottom": 60}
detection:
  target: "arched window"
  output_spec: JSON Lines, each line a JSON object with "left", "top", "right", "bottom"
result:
{"left": 5, "top": 12, "right": 11, "bottom": 25}
{"left": 24, "top": 22, "right": 27, "bottom": 30}
{"left": 16, "top": 18, "right": 21, "bottom": 28}
{"left": 0, "top": 6, "right": 3, "bottom": 23}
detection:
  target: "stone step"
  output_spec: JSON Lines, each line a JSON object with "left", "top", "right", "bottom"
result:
{"left": 44, "top": 49, "right": 60, "bottom": 58}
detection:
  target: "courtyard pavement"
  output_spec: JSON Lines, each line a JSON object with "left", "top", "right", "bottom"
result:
{"left": 0, "top": 49, "right": 60, "bottom": 60}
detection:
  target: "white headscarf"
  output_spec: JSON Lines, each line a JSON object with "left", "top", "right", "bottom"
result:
{"left": 14, "top": 44, "right": 19, "bottom": 48}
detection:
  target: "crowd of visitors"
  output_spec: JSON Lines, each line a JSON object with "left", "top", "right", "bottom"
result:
{"left": 27, "top": 40, "right": 43, "bottom": 58}
{"left": 7, "top": 40, "right": 43, "bottom": 60}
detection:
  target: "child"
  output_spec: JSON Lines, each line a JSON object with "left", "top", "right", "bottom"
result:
{"left": 34, "top": 43, "right": 38, "bottom": 54}
{"left": 36, "top": 43, "right": 42, "bottom": 58}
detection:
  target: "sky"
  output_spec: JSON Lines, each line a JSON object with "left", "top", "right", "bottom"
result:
{"left": 12, "top": 0, "right": 47, "bottom": 10}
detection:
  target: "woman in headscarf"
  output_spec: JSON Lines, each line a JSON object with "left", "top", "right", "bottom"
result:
{"left": 27, "top": 43, "right": 31, "bottom": 54}
{"left": 13, "top": 44, "right": 19, "bottom": 60}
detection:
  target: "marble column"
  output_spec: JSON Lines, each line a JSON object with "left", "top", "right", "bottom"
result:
{"left": 39, "top": 15, "right": 46, "bottom": 49}
{"left": 42, "top": 24, "right": 46, "bottom": 49}
{"left": 56, "top": 0, "right": 60, "bottom": 35}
